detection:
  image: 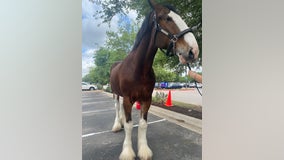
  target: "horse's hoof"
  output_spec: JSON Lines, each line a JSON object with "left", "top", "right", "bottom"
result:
{"left": 119, "top": 147, "right": 136, "bottom": 160}
{"left": 112, "top": 123, "right": 122, "bottom": 132}
{"left": 138, "top": 145, "right": 153, "bottom": 160}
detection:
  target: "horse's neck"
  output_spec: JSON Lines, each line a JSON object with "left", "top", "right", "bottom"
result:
{"left": 133, "top": 30, "right": 157, "bottom": 75}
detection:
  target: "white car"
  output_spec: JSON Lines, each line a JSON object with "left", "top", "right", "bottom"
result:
{"left": 82, "top": 82, "right": 97, "bottom": 91}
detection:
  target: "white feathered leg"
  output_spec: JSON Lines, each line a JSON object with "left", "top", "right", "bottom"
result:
{"left": 138, "top": 119, "right": 153, "bottom": 160}
{"left": 119, "top": 121, "right": 135, "bottom": 160}
{"left": 112, "top": 98, "right": 122, "bottom": 132}
{"left": 119, "top": 102, "right": 125, "bottom": 126}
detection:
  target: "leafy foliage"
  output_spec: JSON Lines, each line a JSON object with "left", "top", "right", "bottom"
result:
{"left": 83, "top": 20, "right": 136, "bottom": 84}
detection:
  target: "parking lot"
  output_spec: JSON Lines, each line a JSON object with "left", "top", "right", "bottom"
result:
{"left": 82, "top": 91, "right": 201, "bottom": 160}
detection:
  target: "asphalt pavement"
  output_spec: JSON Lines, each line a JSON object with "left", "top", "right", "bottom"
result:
{"left": 82, "top": 91, "right": 202, "bottom": 160}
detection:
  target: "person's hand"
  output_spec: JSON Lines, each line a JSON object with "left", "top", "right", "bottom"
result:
{"left": 188, "top": 70, "right": 202, "bottom": 83}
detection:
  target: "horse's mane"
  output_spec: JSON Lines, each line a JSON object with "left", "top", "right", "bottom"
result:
{"left": 132, "top": 12, "right": 152, "bottom": 50}
{"left": 132, "top": 5, "right": 177, "bottom": 51}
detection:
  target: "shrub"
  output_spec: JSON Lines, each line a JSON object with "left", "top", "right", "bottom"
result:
{"left": 96, "top": 84, "right": 103, "bottom": 90}
{"left": 105, "top": 86, "right": 112, "bottom": 93}
{"left": 152, "top": 92, "right": 168, "bottom": 103}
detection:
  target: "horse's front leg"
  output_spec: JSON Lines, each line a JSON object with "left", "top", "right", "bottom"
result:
{"left": 119, "top": 97, "right": 135, "bottom": 160}
{"left": 138, "top": 100, "right": 153, "bottom": 160}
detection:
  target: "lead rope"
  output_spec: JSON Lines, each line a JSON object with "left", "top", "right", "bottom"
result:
{"left": 187, "top": 63, "right": 202, "bottom": 96}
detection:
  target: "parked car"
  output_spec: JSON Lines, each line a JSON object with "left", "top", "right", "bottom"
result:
{"left": 165, "top": 82, "right": 183, "bottom": 89}
{"left": 189, "top": 82, "right": 202, "bottom": 88}
{"left": 159, "top": 82, "right": 168, "bottom": 89}
{"left": 155, "top": 82, "right": 184, "bottom": 89}
{"left": 181, "top": 83, "right": 189, "bottom": 88}
{"left": 154, "top": 82, "right": 160, "bottom": 88}
{"left": 82, "top": 82, "right": 97, "bottom": 91}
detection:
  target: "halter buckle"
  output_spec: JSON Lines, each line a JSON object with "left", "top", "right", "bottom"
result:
{"left": 171, "top": 35, "right": 178, "bottom": 43}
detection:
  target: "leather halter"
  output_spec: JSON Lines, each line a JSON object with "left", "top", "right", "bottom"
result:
{"left": 152, "top": 13, "right": 193, "bottom": 56}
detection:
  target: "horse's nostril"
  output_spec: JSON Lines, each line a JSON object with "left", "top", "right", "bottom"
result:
{"left": 189, "top": 50, "right": 194, "bottom": 59}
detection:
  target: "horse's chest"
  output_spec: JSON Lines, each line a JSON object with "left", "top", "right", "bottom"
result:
{"left": 122, "top": 77, "right": 154, "bottom": 98}
{"left": 136, "top": 78, "right": 155, "bottom": 92}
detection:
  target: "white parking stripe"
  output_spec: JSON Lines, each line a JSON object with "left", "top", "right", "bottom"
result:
{"left": 82, "top": 97, "right": 110, "bottom": 100}
{"left": 82, "top": 108, "right": 115, "bottom": 114}
{"left": 133, "top": 118, "right": 166, "bottom": 127}
{"left": 82, "top": 100, "right": 112, "bottom": 105}
{"left": 82, "top": 119, "right": 167, "bottom": 138}
{"left": 82, "top": 130, "right": 112, "bottom": 138}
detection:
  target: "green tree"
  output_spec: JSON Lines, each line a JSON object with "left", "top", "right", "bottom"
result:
{"left": 82, "top": 71, "right": 94, "bottom": 83}
{"left": 153, "top": 51, "right": 175, "bottom": 82}
{"left": 85, "top": 19, "right": 137, "bottom": 85}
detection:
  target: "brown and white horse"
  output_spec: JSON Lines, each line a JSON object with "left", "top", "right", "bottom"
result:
{"left": 110, "top": 0, "right": 199, "bottom": 159}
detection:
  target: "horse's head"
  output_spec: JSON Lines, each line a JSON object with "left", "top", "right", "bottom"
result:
{"left": 148, "top": 0, "right": 199, "bottom": 64}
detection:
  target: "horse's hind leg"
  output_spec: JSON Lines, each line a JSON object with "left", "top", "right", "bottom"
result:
{"left": 119, "top": 97, "right": 135, "bottom": 160}
{"left": 138, "top": 100, "right": 153, "bottom": 160}
{"left": 112, "top": 94, "right": 122, "bottom": 132}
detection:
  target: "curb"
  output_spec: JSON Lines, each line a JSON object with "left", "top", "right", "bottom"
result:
{"left": 149, "top": 105, "right": 202, "bottom": 134}
{"left": 102, "top": 91, "right": 202, "bottom": 134}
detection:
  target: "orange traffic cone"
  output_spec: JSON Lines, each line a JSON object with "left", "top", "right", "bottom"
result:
{"left": 164, "top": 90, "right": 173, "bottom": 107}
{"left": 136, "top": 101, "right": 141, "bottom": 110}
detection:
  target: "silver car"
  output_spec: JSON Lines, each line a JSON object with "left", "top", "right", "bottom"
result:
{"left": 82, "top": 82, "right": 97, "bottom": 91}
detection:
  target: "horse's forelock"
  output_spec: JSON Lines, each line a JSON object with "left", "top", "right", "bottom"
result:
{"left": 163, "top": 4, "right": 177, "bottom": 14}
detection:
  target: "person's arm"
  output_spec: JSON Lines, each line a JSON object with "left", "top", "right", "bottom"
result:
{"left": 188, "top": 70, "right": 202, "bottom": 83}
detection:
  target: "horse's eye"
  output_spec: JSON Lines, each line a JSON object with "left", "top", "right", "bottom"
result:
{"left": 166, "top": 17, "right": 172, "bottom": 22}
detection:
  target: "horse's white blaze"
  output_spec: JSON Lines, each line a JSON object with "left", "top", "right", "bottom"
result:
{"left": 138, "top": 119, "right": 153, "bottom": 160}
{"left": 120, "top": 121, "right": 135, "bottom": 160}
{"left": 168, "top": 11, "right": 199, "bottom": 56}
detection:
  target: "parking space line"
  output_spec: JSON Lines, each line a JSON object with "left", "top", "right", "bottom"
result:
{"left": 82, "top": 118, "right": 166, "bottom": 138}
{"left": 82, "top": 97, "right": 110, "bottom": 101}
{"left": 82, "top": 130, "right": 112, "bottom": 138}
{"left": 133, "top": 118, "right": 166, "bottom": 127}
{"left": 82, "top": 100, "right": 112, "bottom": 105}
{"left": 82, "top": 108, "right": 115, "bottom": 114}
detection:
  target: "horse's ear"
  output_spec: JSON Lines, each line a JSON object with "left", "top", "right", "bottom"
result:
{"left": 148, "top": 0, "right": 157, "bottom": 9}
{"left": 148, "top": 0, "right": 168, "bottom": 17}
